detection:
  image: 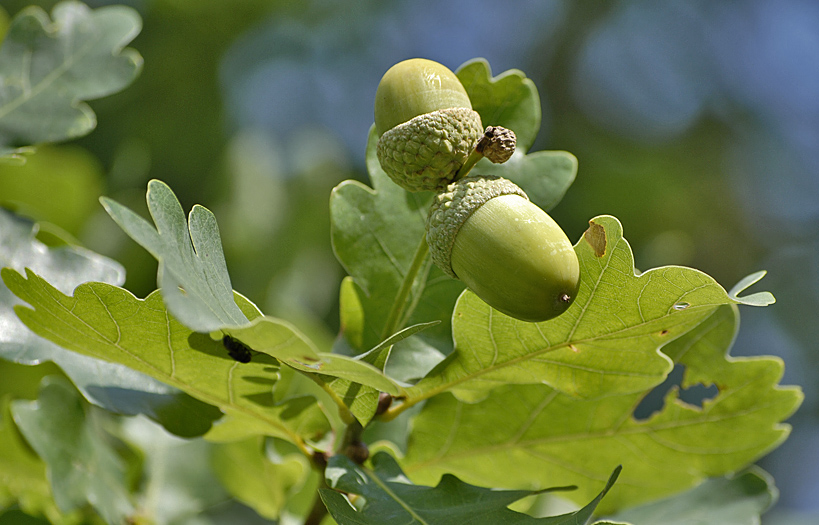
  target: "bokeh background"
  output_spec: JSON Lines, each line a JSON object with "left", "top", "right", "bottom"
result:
{"left": 0, "top": 0, "right": 816, "bottom": 522}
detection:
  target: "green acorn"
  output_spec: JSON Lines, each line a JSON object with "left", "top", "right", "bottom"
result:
{"left": 426, "top": 176, "right": 580, "bottom": 322}
{"left": 374, "top": 58, "right": 484, "bottom": 192}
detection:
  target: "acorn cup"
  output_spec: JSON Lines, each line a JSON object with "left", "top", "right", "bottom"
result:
{"left": 374, "top": 58, "right": 485, "bottom": 192}
{"left": 426, "top": 176, "right": 581, "bottom": 322}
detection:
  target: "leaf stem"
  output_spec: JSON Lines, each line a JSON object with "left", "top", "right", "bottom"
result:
{"left": 380, "top": 234, "right": 429, "bottom": 340}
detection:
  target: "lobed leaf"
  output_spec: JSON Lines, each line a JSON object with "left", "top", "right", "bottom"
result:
{"left": 2, "top": 268, "right": 332, "bottom": 448}
{"left": 405, "top": 215, "right": 777, "bottom": 405}
{"left": 211, "top": 436, "right": 312, "bottom": 521}
{"left": 0, "top": 394, "right": 70, "bottom": 523}
{"left": 598, "top": 467, "right": 777, "bottom": 525}
{"left": 0, "top": 207, "right": 220, "bottom": 437}
{"left": 402, "top": 304, "right": 802, "bottom": 513}
{"left": 101, "top": 179, "right": 249, "bottom": 333}
{"left": 456, "top": 59, "right": 577, "bottom": 210}
{"left": 320, "top": 451, "right": 619, "bottom": 525}
{"left": 0, "top": 1, "right": 142, "bottom": 160}
{"left": 12, "top": 377, "right": 134, "bottom": 524}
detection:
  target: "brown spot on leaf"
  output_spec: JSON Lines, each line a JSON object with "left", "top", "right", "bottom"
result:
{"left": 660, "top": 330, "right": 670, "bottom": 336}
{"left": 569, "top": 344, "right": 579, "bottom": 353}
{"left": 584, "top": 221, "right": 606, "bottom": 257}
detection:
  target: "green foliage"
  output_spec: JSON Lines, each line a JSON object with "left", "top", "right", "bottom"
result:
{"left": 320, "top": 451, "right": 619, "bottom": 524}
{"left": 0, "top": 1, "right": 142, "bottom": 160}
{"left": 0, "top": 207, "right": 221, "bottom": 438}
{"left": 2, "top": 268, "right": 333, "bottom": 447}
{"left": 600, "top": 467, "right": 777, "bottom": 525}
{"left": 456, "top": 59, "right": 577, "bottom": 211}
{"left": 401, "top": 304, "right": 800, "bottom": 514}
{"left": 0, "top": 6, "right": 803, "bottom": 523}
{"left": 12, "top": 377, "right": 134, "bottom": 523}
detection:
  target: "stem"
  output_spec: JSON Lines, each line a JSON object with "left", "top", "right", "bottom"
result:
{"left": 302, "top": 371, "right": 356, "bottom": 424}
{"left": 454, "top": 148, "right": 484, "bottom": 181}
{"left": 305, "top": 452, "right": 329, "bottom": 525}
{"left": 380, "top": 235, "right": 429, "bottom": 339}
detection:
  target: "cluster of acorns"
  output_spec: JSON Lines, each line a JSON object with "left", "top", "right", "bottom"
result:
{"left": 374, "top": 59, "right": 580, "bottom": 323}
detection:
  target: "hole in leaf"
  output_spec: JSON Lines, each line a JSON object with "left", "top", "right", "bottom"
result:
{"left": 633, "top": 364, "right": 719, "bottom": 421}
{"left": 672, "top": 302, "right": 690, "bottom": 311}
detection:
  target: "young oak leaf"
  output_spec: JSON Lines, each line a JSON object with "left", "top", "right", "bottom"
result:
{"left": 0, "top": 207, "right": 220, "bottom": 438}
{"left": 404, "top": 215, "right": 775, "bottom": 405}
{"left": 456, "top": 59, "right": 577, "bottom": 211}
{"left": 320, "top": 451, "right": 620, "bottom": 525}
{"left": 402, "top": 304, "right": 802, "bottom": 514}
{"left": 0, "top": 2, "right": 142, "bottom": 160}
{"left": 2, "top": 268, "right": 332, "bottom": 448}
{"left": 101, "top": 179, "right": 249, "bottom": 333}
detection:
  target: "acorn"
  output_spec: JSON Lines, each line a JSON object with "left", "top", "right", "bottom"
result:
{"left": 374, "top": 58, "right": 484, "bottom": 192}
{"left": 426, "top": 176, "right": 580, "bottom": 322}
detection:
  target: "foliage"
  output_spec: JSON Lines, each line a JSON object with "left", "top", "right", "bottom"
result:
{"left": 0, "top": 2, "right": 802, "bottom": 524}
{"left": 0, "top": 1, "right": 142, "bottom": 161}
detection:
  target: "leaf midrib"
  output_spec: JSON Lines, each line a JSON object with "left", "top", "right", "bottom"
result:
{"left": 0, "top": 19, "right": 100, "bottom": 121}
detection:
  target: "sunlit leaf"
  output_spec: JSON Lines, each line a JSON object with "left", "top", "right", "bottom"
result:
{"left": 457, "top": 59, "right": 540, "bottom": 151}
{"left": 211, "top": 436, "right": 310, "bottom": 520}
{"left": 12, "top": 377, "right": 134, "bottom": 524}
{"left": 456, "top": 59, "right": 576, "bottom": 210}
{"left": 101, "top": 179, "right": 249, "bottom": 333}
{"left": 320, "top": 451, "right": 619, "bottom": 524}
{"left": 403, "top": 304, "right": 801, "bottom": 513}
{"left": 0, "top": 207, "right": 219, "bottom": 438}
{"left": 222, "top": 317, "right": 403, "bottom": 396}
{"left": 0, "top": 1, "right": 142, "bottom": 160}
{"left": 2, "top": 268, "right": 332, "bottom": 447}
{"left": 597, "top": 467, "right": 777, "bottom": 525}
{"left": 405, "top": 215, "right": 778, "bottom": 405}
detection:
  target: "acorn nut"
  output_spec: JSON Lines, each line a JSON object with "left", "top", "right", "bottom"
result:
{"left": 426, "top": 176, "right": 580, "bottom": 322}
{"left": 374, "top": 58, "right": 484, "bottom": 192}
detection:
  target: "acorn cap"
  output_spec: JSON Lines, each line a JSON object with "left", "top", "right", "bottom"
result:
{"left": 377, "top": 107, "right": 484, "bottom": 192}
{"left": 426, "top": 176, "right": 527, "bottom": 278}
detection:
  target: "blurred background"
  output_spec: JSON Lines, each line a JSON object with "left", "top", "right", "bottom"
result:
{"left": 0, "top": 0, "right": 816, "bottom": 522}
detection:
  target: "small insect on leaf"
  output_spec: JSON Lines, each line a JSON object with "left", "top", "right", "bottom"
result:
{"left": 222, "top": 335, "right": 252, "bottom": 363}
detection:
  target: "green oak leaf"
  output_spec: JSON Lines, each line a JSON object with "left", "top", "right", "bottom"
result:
{"left": 597, "top": 467, "right": 777, "bottom": 525}
{"left": 456, "top": 59, "right": 540, "bottom": 151}
{"left": 0, "top": 1, "right": 142, "bottom": 160}
{"left": 319, "top": 451, "right": 619, "bottom": 525}
{"left": 120, "top": 416, "right": 229, "bottom": 525}
{"left": 2, "top": 268, "right": 332, "bottom": 448}
{"left": 404, "top": 215, "right": 775, "bottom": 405}
{"left": 456, "top": 59, "right": 576, "bottom": 210}
{"left": 12, "top": 377, "right": 135, "bottom": 524}
{"left": 222, "top": 316, "right": 403, "bottom": 397}
{"left": 331, "top": 127, "right": 463, "bottom": 357}
{"left": 101, "top": 179, "right": 249, "bottom": 333}
{"left": 402, "top": 304, "right": 801, "bottom": 514}
{"left": 211, "top": 436, "right": 311, "bottom": 520}
{"left": 0, "top": 207, "right": 220, "bottom": 438}
{"left": 320, "top": 320, "right": 439, "bottom": 426}
{"left": 0, "top": 394, "right": 75, "bottom": 524}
